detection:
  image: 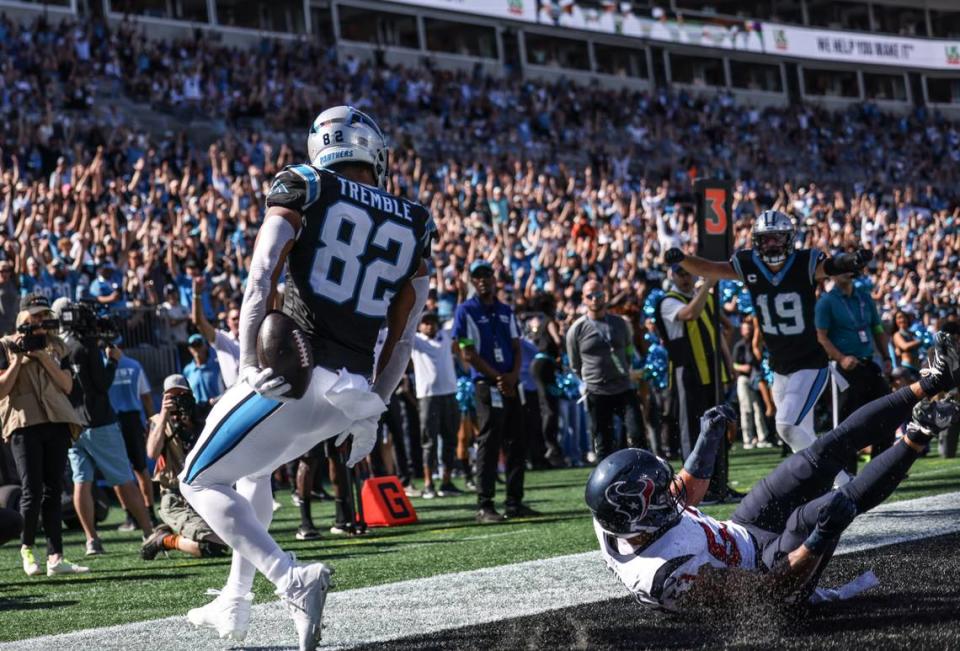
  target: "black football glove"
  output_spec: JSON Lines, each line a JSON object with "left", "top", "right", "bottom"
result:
{"left": 664, "top": 247, "right": 685, "bottom": 265}
{"left": 699, "top": 403, "right": 737, "bottom": 435}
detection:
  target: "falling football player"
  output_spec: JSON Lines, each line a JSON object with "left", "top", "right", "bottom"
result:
{"left": 586, "top": 332, "right": 960, "bottom": 611}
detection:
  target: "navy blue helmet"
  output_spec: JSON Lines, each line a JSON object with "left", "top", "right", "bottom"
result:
{"left": 585, "top": 449, "right": 683, "bottom": 537}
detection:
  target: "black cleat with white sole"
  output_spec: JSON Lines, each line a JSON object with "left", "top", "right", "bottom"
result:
{"left": 920, "top": 332, "right": 960, "bottom": 394}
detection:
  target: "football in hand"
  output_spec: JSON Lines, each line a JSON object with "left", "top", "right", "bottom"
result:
{"left": 256, "top": 311, "right": 314, "bottom": 399}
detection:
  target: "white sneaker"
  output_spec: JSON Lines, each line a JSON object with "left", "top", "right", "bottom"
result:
{"left": 280, "top": 562, "right": 334, "bottom": 651}
{"left": 20, "top": 548, "right": 40, "bottom": 576}
{"left": 46, "top": 558, "right": 90, "bottom": 576}
{"left": 187, "top": 588, "right": 254, "bottom": 641}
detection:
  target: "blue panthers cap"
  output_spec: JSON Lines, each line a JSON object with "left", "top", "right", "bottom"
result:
{"left": 469, "top": 260, "right": 493, "bottom": 276}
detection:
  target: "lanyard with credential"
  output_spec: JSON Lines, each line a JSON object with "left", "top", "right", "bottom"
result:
{"left": 840, "top": 292, "right": 867, "bottom": 326}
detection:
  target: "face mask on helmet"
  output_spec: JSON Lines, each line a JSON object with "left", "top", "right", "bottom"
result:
{"left": 755, "top": 232, "right": 792, "bottom": 263}
{"left": 752, "top": 210, "right": 795, "bottom": 266}
{"left": 584, "top": 449, "right": 684, "bottom": 539}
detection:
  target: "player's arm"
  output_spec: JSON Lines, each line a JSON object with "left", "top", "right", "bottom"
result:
{"left": 237, "top": 205, "right": 300, "bottom": 397}
{"left": 191, "top": 276, "right": 216, "bottom": 344}
{"left": 814, "top": 248, "right": 873, "bottom": 281}
{"left": 372, "top": 261, "right": 429, "bottom": 403}
{"left": 672, "top": 405, "right": 736, "bottom": 507}
{"left": 665, "top": 248, "right": 739, "bottom": 281}
{"left": 676, "top": 278, "right": 718, "bottom": 322}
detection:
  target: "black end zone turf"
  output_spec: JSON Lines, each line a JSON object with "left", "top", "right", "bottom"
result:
{"left": 366, "top": 533, "right": 960, "bottom": 650}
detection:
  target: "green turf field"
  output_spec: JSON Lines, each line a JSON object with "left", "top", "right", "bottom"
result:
{"left": 0, "top": 445, "right": 957, "bottom": 642}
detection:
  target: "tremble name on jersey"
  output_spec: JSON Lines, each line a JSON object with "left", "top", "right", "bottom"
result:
{"left": 594, "top": 508, "right": 757, "bottom": 611}
{"left": 265, "top": 164, "right": 434, "bottom": 378}
{"left": 730, "top": 248, "right": 828, "bottom": 375}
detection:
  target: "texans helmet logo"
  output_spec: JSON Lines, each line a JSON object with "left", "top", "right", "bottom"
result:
{"left": 605, "top": 478, "right": 656, "bottom": 526}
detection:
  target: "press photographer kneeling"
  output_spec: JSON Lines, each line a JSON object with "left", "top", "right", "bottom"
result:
{"left": 0, "top": 294, "right": 86, "bottom": 576}
{"left": 140, "top": 374, "right": 227, "bottom": 560}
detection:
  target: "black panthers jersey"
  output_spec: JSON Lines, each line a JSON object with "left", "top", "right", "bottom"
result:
{"left": 730, "top": 248, "right": 828, "bottom": 375}
{"left": 265, "top": 164, "right": 434, "bottom": 376}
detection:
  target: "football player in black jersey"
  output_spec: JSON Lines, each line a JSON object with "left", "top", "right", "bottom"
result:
{"left": 178, "top": 107, "right": 433, "bottom": 651}
{"left": 665, "top": 210, "right": 871, "bottom": 458}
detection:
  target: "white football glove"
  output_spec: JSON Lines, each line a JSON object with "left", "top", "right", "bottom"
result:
{"left": 335, "top": 414, "right": 380, "bottom": 467}
{"left": 239, "top": 366, "right": 292, "bottom": 401}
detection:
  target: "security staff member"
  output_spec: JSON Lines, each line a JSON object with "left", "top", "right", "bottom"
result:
{"left": 454, "top": 260, "right": 535, "bottom": 523}
{"left": 655, "top": 265, "right": 736, "bottom": 504}
{"left": 815, "top": 271, "right": 890, "bottom": 472}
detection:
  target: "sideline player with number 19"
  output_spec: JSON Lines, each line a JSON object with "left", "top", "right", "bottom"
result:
{"left": 665, "top": 210, "right": 872, "bottom": 458}
{"left": 178, "top": 107, "right": 434, "bottom": 651}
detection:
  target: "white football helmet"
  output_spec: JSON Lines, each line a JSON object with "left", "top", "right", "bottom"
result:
{"left": 752, "top": 209, "right": 795, "bottom": 266}
{"left": 307, "top": 106, "right": 389, "bottom": 188}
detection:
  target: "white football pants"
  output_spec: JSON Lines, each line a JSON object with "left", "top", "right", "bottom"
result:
{"left": 772, "top": 367, "right": 829, "bottom": 453}
{"left": 179, "top": 366, "right": 385, "bottom": 595}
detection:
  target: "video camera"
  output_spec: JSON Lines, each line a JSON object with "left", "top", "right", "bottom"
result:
{"left": 7, "top": 319, "right": 59, "bottom": 353}
{"left": 58, "top": 301, "right": 120, "bottom": 344}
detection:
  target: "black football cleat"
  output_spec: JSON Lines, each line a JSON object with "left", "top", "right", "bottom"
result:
{"left": 908, "top": 400, "right": 960, "bottom": 442}
{"left": 920, "top": 332, "right": 960, "bottom": 393}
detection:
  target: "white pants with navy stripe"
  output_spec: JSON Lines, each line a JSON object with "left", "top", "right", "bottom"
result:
{"left": 772, "top": 367, "right": 829, "bottom": 453}
{"left": 178, "top": 366, "right": 385, "bottom": 596}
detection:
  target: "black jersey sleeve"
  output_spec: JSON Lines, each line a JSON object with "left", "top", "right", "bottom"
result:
{"left": 419, "top": 213, "right": 437, "bottom": 260}
{"left": 265, "top": 165, "right": 322, "bottom": 213}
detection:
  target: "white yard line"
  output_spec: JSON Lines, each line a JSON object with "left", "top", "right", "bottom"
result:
{"left": 3, "top": 491, "right": 959, "bottom": 651}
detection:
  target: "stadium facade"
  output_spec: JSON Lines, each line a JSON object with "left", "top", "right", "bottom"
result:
{"left": 3, "top": 0, "right": 960, "bottom": 114}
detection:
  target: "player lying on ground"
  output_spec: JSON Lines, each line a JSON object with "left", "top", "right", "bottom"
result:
{"left": 586, "top": 332, "right": 960, "bottom": 611}
{"left": 176, "top": 106, "right": 433, "bottom": 651}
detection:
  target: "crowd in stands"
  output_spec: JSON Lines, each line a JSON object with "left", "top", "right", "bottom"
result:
{"left": 0, "top": 11, "right": 958, "bottom": 555}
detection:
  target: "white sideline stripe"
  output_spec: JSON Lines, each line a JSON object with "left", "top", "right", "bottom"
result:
{"left": 3, "top": 491, "right": 960, "bottom": 651}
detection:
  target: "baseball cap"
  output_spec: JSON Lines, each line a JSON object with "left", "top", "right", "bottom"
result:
{"left": 469, "top": 260, "right": 493, "bottom": 276}
{"left": 163, "top": 374, "right": 191, "bottom": 392}
{"left": 187, "top": 333, "right": 205, "bottom": 347}
{"left": 20, "top": 293, "right": 51, "bottom": 316}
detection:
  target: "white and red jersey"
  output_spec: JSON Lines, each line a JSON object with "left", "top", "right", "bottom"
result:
{"left": 594, "top": 507, "right": 758, "bottom": 611}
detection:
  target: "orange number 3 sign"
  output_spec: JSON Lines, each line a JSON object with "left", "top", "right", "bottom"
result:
{"left": 704, "top": 188, "right": 728, "bottom": 236}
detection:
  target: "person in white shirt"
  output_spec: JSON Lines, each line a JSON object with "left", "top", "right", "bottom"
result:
{"left": 157, "top": 284, "right": 190, "bottom": 348}
{"left": 411, "top": 312, "right": 463, "bottom": 499}
{"left": 191, "top": 276, "right": 240, "bottom": 388}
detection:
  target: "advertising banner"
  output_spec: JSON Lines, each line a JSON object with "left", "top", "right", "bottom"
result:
{"left": 760, "top": 24, "right": 960, "bottom": 71}
{"left": 386, "top": 0, "right": 537, "bottom": 23}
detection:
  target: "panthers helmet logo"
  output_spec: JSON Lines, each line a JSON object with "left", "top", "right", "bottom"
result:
{"left": 605, "top": 478, "right": 656, "bottom": 527}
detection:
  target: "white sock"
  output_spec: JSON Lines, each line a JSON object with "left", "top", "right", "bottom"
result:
{"left": 223, "top": 475, "right": 275, "bottom": 597}
{"left": 180, "top": 480, "right": 293, "bottom": 591}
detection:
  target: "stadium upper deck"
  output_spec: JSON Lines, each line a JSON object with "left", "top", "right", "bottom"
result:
{"left": 3, "top": 0, "right": 960, "bottom": 114}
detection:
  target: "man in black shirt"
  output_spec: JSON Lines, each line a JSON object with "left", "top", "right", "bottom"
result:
{"left": 732, "top": 318, "right": 773, "bottom": 449}
{"left": 66, "top": 311, "right": 153, "bottom": 555}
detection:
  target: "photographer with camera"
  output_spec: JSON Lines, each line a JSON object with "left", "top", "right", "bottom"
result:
{"left": 0, "top": 294, "right": 87, "bottom": 575}
{"left": 62, "top": 301, "right": 154, "bottom": 555}
{"left": 140, "top": 374, "right": 227, "bottom": 560}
